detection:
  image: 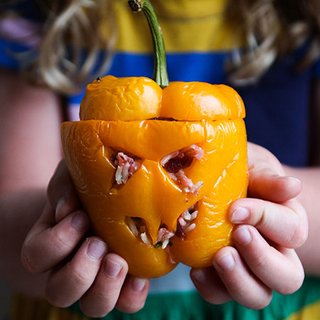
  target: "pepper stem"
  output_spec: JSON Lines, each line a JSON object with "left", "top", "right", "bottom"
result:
{"left": 128, "top": 0, "right": 169, "bottom": 87}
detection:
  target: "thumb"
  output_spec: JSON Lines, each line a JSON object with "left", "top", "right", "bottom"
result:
{"left": 47, "top": 160, "right": 80, "bottom": 222}
{"left": 247, "top": 143, "right": 302, "bottom": 202}
{"left": 248, "top": 168, "right": 302, "bottom": 203}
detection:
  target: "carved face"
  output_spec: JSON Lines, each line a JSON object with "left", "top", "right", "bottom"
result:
{"left": 61, "top": 76, "right": 248, "bottom": 278}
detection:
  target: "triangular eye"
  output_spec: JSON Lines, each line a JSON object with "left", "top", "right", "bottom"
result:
{"left": 161, "top": 145, "right": 204, "bottom": 194}
{"left": 113, "top": 151, "right": 141, "bottom": 184}
{"left": 161, "top": 144, "right": 204, "bottom": 173}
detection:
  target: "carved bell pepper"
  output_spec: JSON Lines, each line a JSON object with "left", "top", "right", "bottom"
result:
{"left": 61, "top": 0, "right": 248, "bottom": 278}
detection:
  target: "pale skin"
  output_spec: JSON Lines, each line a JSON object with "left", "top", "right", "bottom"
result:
{"left": 0, "top": 68, "right": 319, "bottom": 318}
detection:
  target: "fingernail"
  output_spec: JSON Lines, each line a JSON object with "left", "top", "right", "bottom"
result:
{"left": 87, "top": 240, "right": 107, "bottom": 260}
{"left": 234, "top": 226, "right": 252, "bottom": 245}
{"left": 132, "top": 278, "right": 146, "bottom": 292}
{"left": 105, "top": 259, "right": 122, "bottom": 278}
{"left": 71, "top": 211, "right": 89, "bottom": 231}
{"left": 283, "top": 176, "right": 302, "bottom": 187}
{"left": 288, "top": 176, "right": 301, "bottom": 184}
{"left": 55, "top": 198, "right": 68, "bottom": 222}
{"left": 231, "top": 207, "right": 249, "bottom": 223}
{"left": 215, "top": 252, "right": 236, "bottom": 271}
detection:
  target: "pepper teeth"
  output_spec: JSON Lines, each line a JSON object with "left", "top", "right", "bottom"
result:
{"left": 140, "top": 232, "right": 151, "bottom": 245}
{"left": 127, "top": 217, "right": 153, "bottom": 245}
{"left": 177, "top": 206, "right": 198, "bottom": 237}
{"left": 127, "top": 218, "right": 139, "bottom": 237}
{"left": 126, "top": 205, "right": 198, "bottom": 248}
{"left": 156, "top": 227, "right": 175, "bottom": 249}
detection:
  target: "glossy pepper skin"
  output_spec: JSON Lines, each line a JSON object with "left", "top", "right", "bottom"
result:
{"left": 61, "top": 75, "right": 248, "bottom": 278}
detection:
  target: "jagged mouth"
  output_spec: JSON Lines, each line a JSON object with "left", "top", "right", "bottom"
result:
{"left": 126, "top": 202, "right": 199, "bottom": 249}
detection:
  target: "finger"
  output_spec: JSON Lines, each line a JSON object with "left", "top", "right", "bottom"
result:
{"left": 21, "top": 202, "right": 90, "bottom": 273}
{"left": 247, "top": 142, "right": 284, "bottom": 175}
{"left": 116, "top": 276, "right": 149, "bottom": 313}
{"left": 79, "top": 253, "right": 128, "bottom": 318}
{"left": 47, "top": 160, "right": 80, "bottom": 222}
{"left": 248, "top": 169, "right": 302, "bottom": 203}
{"left": 213, "top": 246, "right": 272, "bottom": 309}
{"left": 190, "top": 267, "right": 231, "bottom": 305}
{"left": 229, "top": 198, "right": 308, "bottom": 248}
{"left": 232, "top": 225, "right": 305, "bottom": 295}
{"left": 45, "top": 237, "right": 107, "bottom": 308}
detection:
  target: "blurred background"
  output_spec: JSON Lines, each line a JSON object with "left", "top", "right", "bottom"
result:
{"left": 0, "top": 281, "right": 10, "bottom": 320}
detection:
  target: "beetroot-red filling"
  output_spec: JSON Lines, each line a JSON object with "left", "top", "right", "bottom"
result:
{"left": 161, "top": 144, "right": 204, "bottom": 194}
{"left": 164, "top": 154, "right": 193, "bottom": 173}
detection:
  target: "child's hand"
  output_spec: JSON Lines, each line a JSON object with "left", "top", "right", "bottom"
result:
{"left": 190, "top": 142, "right": 308, "bottom": 309}
{"left": 21, "top": 161, "right": 149, "bottom": 318}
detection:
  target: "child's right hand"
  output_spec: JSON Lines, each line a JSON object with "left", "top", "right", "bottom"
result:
{"left": 21, "top": 160, "right": 149, "bottom": 318}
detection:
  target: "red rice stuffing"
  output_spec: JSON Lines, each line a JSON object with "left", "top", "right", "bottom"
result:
{"left": 161, "top": 144, "right": 204, "bottom": 194}
{"left": 114, "top": 152, "right": 140, "bottom": 184}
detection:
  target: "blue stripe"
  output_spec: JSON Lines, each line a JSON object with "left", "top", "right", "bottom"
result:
{"left": 0, "top": 38, "right": 313, "bottom": 167}
{"left": 0, "top": 39, "right": 34, "bottom": 69}
{"left": 109, "top": 51, "right": 229, "bottom": 82}
{"left": 69, "top": 51, "right": 229, "bottom": 104}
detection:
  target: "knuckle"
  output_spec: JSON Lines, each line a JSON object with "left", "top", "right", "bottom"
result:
{"left": 21, "top": 249, "right": 36, "bottom": 273}
{"left": 251, "top": 251, "right": 268, "bottom": 270}
{"left": 255, "top": 205, "right": 269, "bottom": 229}
{"left": 70, "top": 266, "right": 93, "bottom": 288}
{"left": 21, "top": 242, "right": 43, "bottom": 273}
{"left": 45, "top": 264, "right": 93, "bottom": 309}
{"left": 51, "top": 228, "right": 77, "bottom": 254}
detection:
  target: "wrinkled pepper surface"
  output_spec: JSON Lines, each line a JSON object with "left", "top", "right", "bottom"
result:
{"left": 61, "top": 0, "right": 248, "bottom": 278}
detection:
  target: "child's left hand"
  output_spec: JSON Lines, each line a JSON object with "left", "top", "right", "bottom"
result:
{"left": 190, "top": 142, "right": 308, "bottom": 309}
{"left": 21, "top": 161, "right": 149, "bottom": 317}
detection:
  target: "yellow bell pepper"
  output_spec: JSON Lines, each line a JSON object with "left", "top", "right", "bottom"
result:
{"left": 61, "top": 0, "right": 248, "bottom": 278}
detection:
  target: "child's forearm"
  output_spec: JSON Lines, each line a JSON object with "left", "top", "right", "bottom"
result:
{"left": 284, "top": 166, "right": 320, "bottom": 276}
{"left": 0, "top": 189, "right": 49, "bottom": 296}
{"left": 0, "top": 69, "right": 62, "bottom": 295}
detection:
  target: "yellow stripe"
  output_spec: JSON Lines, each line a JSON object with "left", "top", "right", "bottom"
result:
{"left": 286, "top": 301, "right": 320, "bottom": 320}
{"left": 111, "top": 0, "right": 238, "bottom": 53}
